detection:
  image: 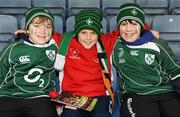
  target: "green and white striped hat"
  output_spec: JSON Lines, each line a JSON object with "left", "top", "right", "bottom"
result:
{"left": 25, "top": 7, "right": 54, "bottom": 29}
{"left": 74, "top": 10, "right": 103, "bottom": 38}
{"left": 117, "top": 3, "right": 145, "bottom": 29}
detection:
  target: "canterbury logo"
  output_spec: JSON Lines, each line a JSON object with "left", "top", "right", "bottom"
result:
{"left": 19, "top": 55, "right": 31, "bottom": 63}
{"left": 130, "top": 50, "right": 139, "bottom": 56}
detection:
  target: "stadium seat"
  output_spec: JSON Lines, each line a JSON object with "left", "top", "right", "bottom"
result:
{"left": 170, "top": 0, "right": 180, "bottom": 14}
{"left": 168, "top": 42, "right": 180, "bottom": 60}
{"left": 0, "top": 0, "right": 31, "bottom": 27}
{"left": 137, "top": 0, "right": 169, "bottom": 15}
{"left": 109, "top": 16, "right": 117, "bottom": 32}
{"left": 0, "top": 15, "right": 17, "bottom": 50}
{"left": 137, "top": 0, "right": 169, "bottom": 25}
{"left": 20, "top": 15, "right": 64, "bottom": 34}
{"left": 67, "top": 0, "right": 101, "bottom": 17}
{"left": 102, "top": 0, "right": 136, "bottom": 18}
{"left": 102, "top": 0, "right": 136, "bottom": 32}
{"left": 152, "top": 15, "right": 180, "bottom": 60}
{"left": 32, "top": 0, "right": 66, "bottom": 20}
{"left": 0, "top": 0, "right": 31, "bottom": 15}
{"left": 152, "top": 15, "right": 180, "bottom": 41}
{"left": 66, "top": 16, "right": 107, "bottom": 34}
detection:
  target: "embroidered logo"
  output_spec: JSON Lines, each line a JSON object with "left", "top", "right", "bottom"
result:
{"left": 131, "top": 9, "right": 138, "bottom": 16}
{"left": 46, "top": 50, "right": 55, "bottom": 61}
{"left": 86, "top": 18, "right": 93, "bottom": 25}
{"left": 145, "top": 53, "right": 155, "bottom": 65}
{"left": 69, "top": 48, "right": 80, "bottom": 59}
{"left": 19, "top": 55, "right": 31, "bottom": 64}
{"left": 118, "top": 48, "right": 125, "bottom": 63}
{"left": 130, "top": 50, "right": 139, "bottom": 56}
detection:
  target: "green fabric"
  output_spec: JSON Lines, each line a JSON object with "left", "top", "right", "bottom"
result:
{"left": 0, "top": 40, "right": 57, "bottom": 98}
{"left": 25, "top": 7, "right": 54, "bottom": 29}
{"left": 74, "top": 10, "right": 102, "bottom": 38}
{"left": 117, "top": 3, "right": 145, "bottom": 28}
{"left": 113, "top": 38, "right": 180, "bottom": 95}
{"left": 58, "top": 31, "right": 74, "bottom": 56}
{"left": 75, "top": 10, "right": 102, "bottom": 21}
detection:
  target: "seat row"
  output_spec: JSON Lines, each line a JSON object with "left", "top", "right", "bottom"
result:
{"left": 0, "top": 0, "right": 180, "bottom": 18}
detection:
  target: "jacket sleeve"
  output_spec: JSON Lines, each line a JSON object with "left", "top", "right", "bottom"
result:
{"left": 0, "top": 44, "right": 13, "bottom": 84}
{"left": 101, "top": 29, "right": 119, "bottom": 54}
{"left": 157, "top": 39, "right": 180, "bottom": 94}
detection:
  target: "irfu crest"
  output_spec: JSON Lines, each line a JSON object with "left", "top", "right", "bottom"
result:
{"left": 86, "top": 18, "right": 93, "bottom": 25}
{"left": 46, "top": 50, "right": 55, "bottom": 61}
{"left": 145, "top": 54, "right": 155, "bottom": 65}
{"left": 131, "top": 9, "right": 138, "bottom": 15}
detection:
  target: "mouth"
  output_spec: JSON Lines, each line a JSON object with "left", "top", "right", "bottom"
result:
{"left": 37, "top": 35, "right": 46, "bottom": 38}
{"left": 125, "top": 33, "right": 134, "bottom": 36}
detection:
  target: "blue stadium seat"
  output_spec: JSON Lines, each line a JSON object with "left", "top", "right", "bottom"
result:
{"left": 102, "top": 0, "right": 136, "bottom": 32}
{"left": 66, "top": 16, "right": 107, "bottom": 34}
{"left": 67, "top": 0, "right": 101, "bottom": 17}
{"left": 32, "top": 0, "right": 66, "bottom": 20}
{"left": 20, "top": 15, "right": 63, "bottom": 34}
{"left": 137, "top": 0, "right": 169, "bottom": 15}
{"left": 109, "top": 16, "right": 117, "bottom": 32}
{"left": 152, "top": 15, "right": 180, "bottom": 41}
{"left": 137, "top": 0, "right": 169, "bottom": 25}
{"left": 0, "top": 0, "right": 31, "bottom": 27}
{"left": 168, "top": 42, "right": 180, "bottom": 60}
{"left": 0, "top": 0, "right": 31, "bottom": 15}
{"left": 0, "top": 15, "right": 17, "bottom": 50}
{"left": 170, "top": 0, "right": 180, "bottom": 14}
{"left": 102, "top": 0, "right": 136, "bottom": 18}
{"left": 152, "top": 15, "right": 180, "bottom": 60}
{"left": 54, "top": 16, "right": 64, "bottom": 34}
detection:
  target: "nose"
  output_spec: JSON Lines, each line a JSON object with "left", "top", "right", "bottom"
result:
{"left": 126, "top": 23, "right": 132, "bottom": 31}
{"left": 86, "top": 33, "right": 91, "bottom": 40}
{"left": 39, "top": 24, "right": 46, "bottom": 33}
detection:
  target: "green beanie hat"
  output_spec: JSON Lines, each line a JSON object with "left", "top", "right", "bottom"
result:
{"left": 74, "top": 10, "right": 103, "bottom": 38}
{"left": 25, "top": 7, "right": 54, "bottom": 29}
{"left": 117, "top": 3, "right": 145, "bottom": 29}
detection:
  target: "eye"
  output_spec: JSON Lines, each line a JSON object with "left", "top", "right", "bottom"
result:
{"left": 131, "top": 21, "right": 139, "bottom": 26}
{"left": 121, "top": 22, "right": 127, "bottom": 26}
{"left": 90, "top": 31, "right": 96, "bottom": 35}
{"left": 33, "top": 24, "right": 39, "bottom": 27}
{"left": 46, "top": 25, "right": 52, "bottom": 29}
{"left": 80, "top": 31, "right": 87, "bottom": 34}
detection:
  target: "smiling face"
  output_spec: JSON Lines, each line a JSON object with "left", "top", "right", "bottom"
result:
{"left": 78, "top": 29, "right": 98, "bottom": 49}
{"left": 27, "top": 16, "right": 53, "bottom": 45}
{"left": 119, "top": 20, "right": 141, "bottom": 43}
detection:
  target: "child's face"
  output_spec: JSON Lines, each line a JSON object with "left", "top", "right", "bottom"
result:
{"left": 119, "top": 20, "right": 141, "bottom": 43}
{"left": 27, "top": 17, "right": 53, "bottom": 45}
{"left": 78, "top": 29, "right": 98, "bottom": 49}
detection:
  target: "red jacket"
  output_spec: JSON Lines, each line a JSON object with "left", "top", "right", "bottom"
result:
{"left": 52, "top": 30, "right": 119, "bottom": 97}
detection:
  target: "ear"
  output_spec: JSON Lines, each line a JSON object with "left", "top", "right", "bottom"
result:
{"left": 26, "top": 30, "right": 29, "bottom": 34}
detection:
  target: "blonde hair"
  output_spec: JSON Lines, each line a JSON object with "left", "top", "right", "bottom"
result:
{"left": 28, "top": 16, "right": 53, "bottom": 29}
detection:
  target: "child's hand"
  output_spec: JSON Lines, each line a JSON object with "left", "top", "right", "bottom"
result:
{"left": 49, "top": 90, "right": 59, "bottom": 99}
{"left": 15, "top": 29, "right": 28, "bottom": 40}
{"left": 150, "top": 30, "right": 160, "bottom": 39}
{"left": 15, "top": 29, "right": 27, "bottom": 36}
